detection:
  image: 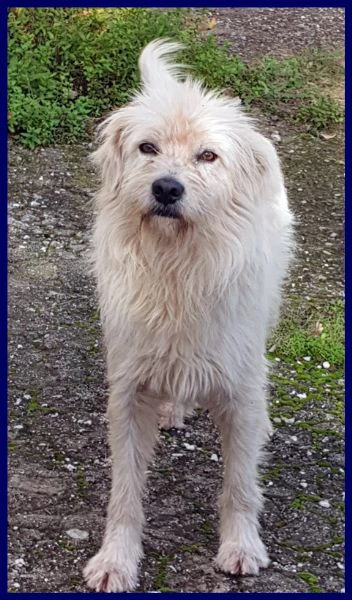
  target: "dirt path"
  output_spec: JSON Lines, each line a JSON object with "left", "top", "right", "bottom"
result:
{"left": 207, "top": 8, "right": 344, "bottom": 61}
{"left": 8, "top": 8, "right": 344, "bottom": 593}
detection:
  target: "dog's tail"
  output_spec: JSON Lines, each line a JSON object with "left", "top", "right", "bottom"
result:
{"left": 138, "top": 39, "right": 186, "bottom": 88}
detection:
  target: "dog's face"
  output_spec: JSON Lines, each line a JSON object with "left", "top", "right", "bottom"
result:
{"left": 94, "top": 41, "right": 269, "bottom": 236}
{"left": 116, "top": 100, "right": 245, "bottom": 225}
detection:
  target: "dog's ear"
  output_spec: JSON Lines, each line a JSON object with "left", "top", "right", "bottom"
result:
{"left": 237, "top": 133, "right": 277, "bottom": 194}
{"left": 90, "top": 110, "right": 125, "bottom": 192}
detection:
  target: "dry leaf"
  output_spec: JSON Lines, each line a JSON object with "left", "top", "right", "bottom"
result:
{"left": 320, "top": 132, "right": 336, "bottom": 140}
{"left": 207, "top": 18, "right": 217, "bottom": 29}
{"left": 312, "top": 321, "right": 324, "bottom": 336}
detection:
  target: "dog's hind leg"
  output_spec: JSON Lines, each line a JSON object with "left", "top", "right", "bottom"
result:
{"left": 159, "top": 399, "right": 202, "bottom": 430}
{"left": 158, "top": 400, "right": 186, "bottom": 430}
{"left": 210, "top": 381, "right": 271, "bottom": 576}
{"left": 84, "top": 386, "right": 159, "bottom": 592}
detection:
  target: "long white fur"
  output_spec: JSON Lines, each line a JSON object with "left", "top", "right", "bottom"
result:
{"left": 84, "top": 39, "right": 294, "bottom": 592}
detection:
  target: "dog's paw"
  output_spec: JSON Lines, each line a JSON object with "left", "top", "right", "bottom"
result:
{"left": 215, "top": 540, "right": 269, "bottom": 576}
{"left": 83, "top": 550, "right": 138, "bottom": 592}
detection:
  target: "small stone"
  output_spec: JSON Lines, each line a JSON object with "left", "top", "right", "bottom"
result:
{"left": 323, "top": 361, "right": 330, "bottom": 369}
{"left": 282, "top": 417, "right": 295, "bottom": 424}
{"left": 271, "top": 132, "right": 281, "bottom": 143}
{"left": 297, "top": 393, "right": 307, "bottom": 399}
{"left": 66, "top": 528, "right": 89, "bottom": 541}
{"left": 14, "top": 558, "right": 26, "bottom": 568}
{"left": 273, "top": 417, "right": 281, "bottom": 424}
{"left": 319, "top": 499, "right": 330, "bottom": 508}
{"left": 184, "top": 443, "right": 195, "bottom": 451}
{"left": 210, "top": 453, "right": 219, "bottom": 462}
{"left": 290, "top": 435, "right": 298, "bottom": 442}
{"left": 300, "top": 482, "right": 308, "bottom": 489}
{"left": 30, "top": 200, "right": 40, "bottom": 207}
{"left": 303, "top": 356, "right": 311, "bottom": 361}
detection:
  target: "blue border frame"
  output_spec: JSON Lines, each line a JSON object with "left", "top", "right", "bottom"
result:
{"left": 1, "top": 2, "right": 8, "bottom": 598}
{"left": 4, "top": 1, "right": 347, "bottom": 598}
{"left": 5, "top": 1, "right": 348, "bottom": 7}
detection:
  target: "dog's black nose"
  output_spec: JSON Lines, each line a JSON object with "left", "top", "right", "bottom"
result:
{"left": 152, "top": 177, "right": 184, "bottom": 205}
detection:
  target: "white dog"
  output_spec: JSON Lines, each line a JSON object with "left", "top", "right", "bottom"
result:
{"left": 83, "top": 39, "right": 294, "bottom": 592}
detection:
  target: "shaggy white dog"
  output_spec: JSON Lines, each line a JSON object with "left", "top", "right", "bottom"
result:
{"left": 83, "top": 39, "right": 294, "bottom": 592}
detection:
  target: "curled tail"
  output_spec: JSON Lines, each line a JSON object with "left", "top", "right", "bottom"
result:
{"left": 138, "top": 39, "right": 186, "bottom": 88}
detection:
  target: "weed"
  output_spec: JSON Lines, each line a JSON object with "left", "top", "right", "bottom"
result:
{"left": 53, "top": 452, "right": 65, "bottom": 466}
{"left": 296, "top": 95, "right": 344, "bottom": 131}
{"left": 298, "top": 571, "right": 321, "bottom": 593}
{"left": 268, "top": 299, "right": 344, "bottom": 367}
{"left": 153, "top": 553, "right": 172, "bottom": 592}
{"left": 26, "top": 396, "right": 42, "bottom": 413}
{"left": 8, "top": 9, "right": 344, "bottom": 148}
{"left": 290, "top": 493, "right": 321, "bottom": 510}
{"left": 76, "top": 465, "right": 89, "bottom": 495}
{"left": 200, "top": 519, "right": 213, "bottom": 535}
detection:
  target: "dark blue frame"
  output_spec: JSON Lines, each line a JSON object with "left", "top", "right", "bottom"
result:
{"left": 3, "top": 1, "right": 347, "bottom": 597}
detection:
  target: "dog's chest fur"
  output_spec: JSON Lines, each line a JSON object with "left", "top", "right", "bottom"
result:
{"left": 109, "top": 251, "right": 263, "bottom": 406}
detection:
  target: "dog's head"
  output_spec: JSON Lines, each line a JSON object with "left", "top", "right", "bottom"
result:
{"left": 93, "top": 40, "right": 277, "bottom": 237}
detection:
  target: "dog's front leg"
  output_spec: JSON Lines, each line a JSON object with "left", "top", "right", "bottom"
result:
{"left": 84, "top": 386, "right": 159, "bottom": 592}
{"left": 210, "top": 385, "right": 271, "bottom": 576}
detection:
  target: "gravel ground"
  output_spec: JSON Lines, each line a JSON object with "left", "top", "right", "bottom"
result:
{"left": 207, "top": 8, "right": 344, "bottom": 61}
{"left": 8, "top": 8, "right": 345, "bottom": 594}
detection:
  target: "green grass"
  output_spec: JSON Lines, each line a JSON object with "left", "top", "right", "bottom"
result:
{"left": 153, "top": 554, "right": 173, "bottom": 593}
{"left": 268, "top": 299, "right": 344, "bottom": 434}
{"left": 298, "top": 571, "right": 322, "bottom": 593}
{"left": 8, "top": 8, "right": 344, "bottom": 148}
{"left": 269, "top": 299, "right": 344, "bottom": 367}
{"left": 290, "top": 493, "right": 322, "bottom": 510}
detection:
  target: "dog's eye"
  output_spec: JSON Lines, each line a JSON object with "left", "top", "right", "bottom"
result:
{"left": 198, "top": 150, "right": 218, "bottom": 162}
{"left": 139, "top": 143, "right": 158, "bottom": 155}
